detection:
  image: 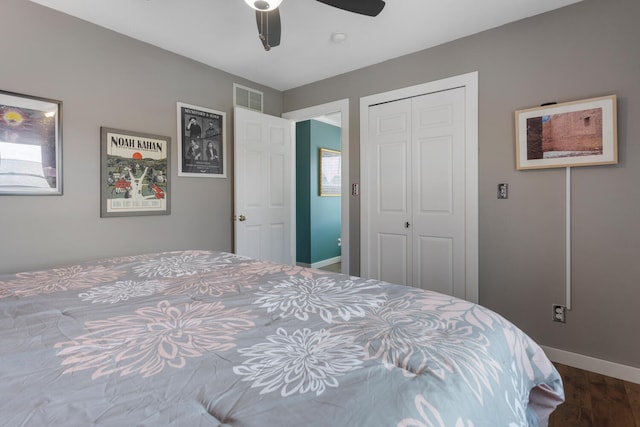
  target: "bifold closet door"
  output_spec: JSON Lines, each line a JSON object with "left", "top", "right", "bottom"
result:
{"left": 410, "top": 87, "right": 466, "bottom": 296}
{"left": 365, "top": 87, "right": 466, "bottom": 297}
{"left": 366, "top": 98, "right": 412, "bottom": 286}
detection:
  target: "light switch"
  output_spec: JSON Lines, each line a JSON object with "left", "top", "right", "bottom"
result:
{"left": 497, "top": 183, "right": 508, "bottom": 199}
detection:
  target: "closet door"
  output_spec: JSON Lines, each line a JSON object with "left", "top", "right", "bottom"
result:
{"left": 366, "top": 99, "right": 412, "bottom": 285}
{"left": 411, "top": 87, "right": 466, "bottom": 296}
{"left": 364, "top": 87, "right": 467, "bottom": 298}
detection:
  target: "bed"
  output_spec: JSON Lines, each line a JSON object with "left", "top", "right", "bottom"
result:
{"left": 0, "top": 250, "right": 563, "bottom": 426}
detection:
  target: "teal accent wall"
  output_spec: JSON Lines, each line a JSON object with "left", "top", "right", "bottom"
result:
{"left": 296, "top": 120, "right": 341, "bottom": 265}
{"left": 296, "top": 121, "right": 312, "bottom": 264}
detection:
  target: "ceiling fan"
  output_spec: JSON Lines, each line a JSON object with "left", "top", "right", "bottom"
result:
{"left": 244, "top": 0, "right": 386, "bottom": 51}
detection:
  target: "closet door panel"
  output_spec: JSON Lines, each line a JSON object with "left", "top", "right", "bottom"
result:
{"left": 378, "top": 142, "right": 407, "bottom": 213}
{"left": 416, "top": 235, "right": 454, "bottom": 295}
{"left": 366, "top": 99, "right": 412, "bottom": 283}
{"left": 417, "top": 135, "right": 453, "bottom": 214}
{"left": 378, "top": 233, "right": 409, "bottom": 285}
{"left": 411, "top": 88, "right": 466, "bottom": 296}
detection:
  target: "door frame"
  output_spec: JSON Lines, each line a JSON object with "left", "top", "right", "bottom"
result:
{"left": 359, "top": 72, "right": 478, "bottom": 302}
{"left": 283, "top": 99, "right": 350, "bottom": 275}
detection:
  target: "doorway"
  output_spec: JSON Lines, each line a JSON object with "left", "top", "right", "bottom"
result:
{"left": 283, "top": 99, "right": 350, "bottom": 275}
{"left": 294, "top": 116, "right": 342, "bottom": 272}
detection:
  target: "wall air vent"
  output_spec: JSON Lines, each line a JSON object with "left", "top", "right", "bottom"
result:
{"left": 234, "top": 84, "right": 263, "bottom": 112}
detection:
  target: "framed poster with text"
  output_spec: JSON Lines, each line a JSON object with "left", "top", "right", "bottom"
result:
{"left": 100, "top": 127, "right": 170, "bottom": 217}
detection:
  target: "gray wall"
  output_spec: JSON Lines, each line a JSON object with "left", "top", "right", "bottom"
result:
{"left": 0, "top": 0, "right": 282, "bottom": 274}
{"left": 284, "top": 0, "right": 640, "bottom": 369}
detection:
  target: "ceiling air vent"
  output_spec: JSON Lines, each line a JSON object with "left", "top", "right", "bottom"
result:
{"left": 234, "top": 84, "right": 263, "bottom": 112}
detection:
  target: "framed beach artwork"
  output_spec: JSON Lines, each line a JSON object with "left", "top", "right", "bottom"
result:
{"left": 0, "top": 90, "right": 62, "bottom": 195}
{"left": 515, "top": 95, "right": 617, "bottom": 170}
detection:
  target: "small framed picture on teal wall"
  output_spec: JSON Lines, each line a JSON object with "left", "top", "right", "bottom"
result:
{"left": 319, "top": 148, "right": 341, "bottom": 196}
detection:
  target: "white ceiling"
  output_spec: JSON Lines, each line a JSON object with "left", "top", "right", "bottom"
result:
{"left": 30, "top": 0, "right": 582, "bottom": 91}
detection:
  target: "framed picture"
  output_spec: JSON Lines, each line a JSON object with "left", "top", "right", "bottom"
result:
{"left": 177, "top": 102, "right": 226, "bottom": 178}
{"left": 319, "top": 148, "right": 341, "bottom": 196}
{"left": 515, "top": 95, "right": 617, "bottom": 170}
{"left": 100, "top": 127, "right": 170, "bottom": 217}
{"left": 0, "top": 90, "right": 62, "bottom": 195}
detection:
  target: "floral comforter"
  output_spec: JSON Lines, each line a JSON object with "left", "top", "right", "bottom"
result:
{"left": 0, "top": 250, "right": 563, "bottom": 426}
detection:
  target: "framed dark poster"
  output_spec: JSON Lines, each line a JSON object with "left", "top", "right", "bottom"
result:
{"left": 177, "top": 102, "right": 226, "bottom": 178}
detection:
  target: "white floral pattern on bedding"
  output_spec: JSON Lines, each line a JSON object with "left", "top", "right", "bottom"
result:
{"left": 254, "top": 276, "right": 386, "bottom": 322}
{"left": 329, "top": 294, "right": 502, "bottom": 403}
{"left": 79, "top": 280, "right": 167, "bottom": 304}
{"left": 0, "top": 250, "right": 564, "bottom": 427}
{"left": 132, "top": 251, "right": 237, "bottom": 277}
{"left": 233, "top": 327, "right": 364, "bottom": 397}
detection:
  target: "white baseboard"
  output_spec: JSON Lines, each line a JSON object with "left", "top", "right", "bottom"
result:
{"left": 295, "top": 256, "right": 341, "bottom": 269}
{"left": 312, "top": 256, "right": 341, "bottom": 269}
{"left": 542, "top": 346, "right": 640, "bottom": 384}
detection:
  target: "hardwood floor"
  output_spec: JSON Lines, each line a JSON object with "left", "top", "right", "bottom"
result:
{"left": 549, "top": 363, "right": 640, "bottom": 426}
{"left": 318, "top": 262, "right": 341, "bottom": 273}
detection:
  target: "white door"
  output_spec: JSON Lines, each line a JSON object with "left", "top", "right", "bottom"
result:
{"left": 366, "top": 98, "right": 413, "bottom": 285}
{"left": 411, "top": 87, "right": 466, "bottom": 296}
{"left": 234, "top": 107, "right": 294, "bottom": 265}
{"left": 364, "top": 87, "right": 468, "bottom": 298}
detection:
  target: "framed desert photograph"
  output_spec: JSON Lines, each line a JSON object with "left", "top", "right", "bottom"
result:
{"left": 0, "top": 90, "right": 62, "bottom": 195}
{"left": 515, "top": 95, "right": 617, "bottom": 170}
{"left": 177, "top": 102, "right": 226, "bottom": 178}
{"left": 100, "top": 127, "right": 170, "bottom": 217}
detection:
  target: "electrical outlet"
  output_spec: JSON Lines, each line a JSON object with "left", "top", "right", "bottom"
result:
{"left": 552, "top": 304, "right": 566, "bottom": 323}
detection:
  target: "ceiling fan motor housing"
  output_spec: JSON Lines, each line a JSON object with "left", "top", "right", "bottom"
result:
{"left": 245, "top": 0, "right": 283, "bottom": 11}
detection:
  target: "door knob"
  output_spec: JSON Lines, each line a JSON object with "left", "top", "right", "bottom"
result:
{"left": 238, "top": 215, "right": 247, "bottom": 222}
{"left": 405, "top": 221, "right": 410, "bottom": 228}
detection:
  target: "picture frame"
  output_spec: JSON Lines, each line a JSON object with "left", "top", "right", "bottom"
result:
{"left": 177, "top": 102, "right": 226, "bottom": 178}
{"left": 515, "top": 95, "right": 617, "bottom": 170}
{"left": 100, "top": 127, "right": 170, "bottom": 217}
{"left": 319, "top": 148, "right": 341, "bottom": 196}
{"left": 0, "top": 90, "right": 62, "bottom": 195}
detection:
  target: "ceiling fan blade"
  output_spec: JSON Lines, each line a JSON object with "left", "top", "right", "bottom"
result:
{"left": 255, "top": 9, "right": 281, "bottom": 51}
{"left": 316, "top": 0, "right": 385, "bottom": 17}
